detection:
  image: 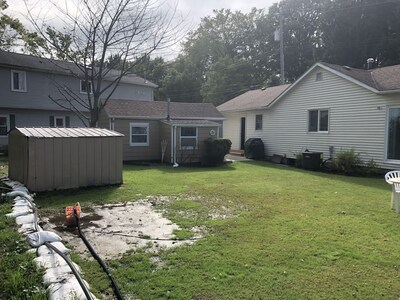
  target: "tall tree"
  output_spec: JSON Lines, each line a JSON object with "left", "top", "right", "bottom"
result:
{"left": 26, "top": 0, "right": 184, "bottom": 127}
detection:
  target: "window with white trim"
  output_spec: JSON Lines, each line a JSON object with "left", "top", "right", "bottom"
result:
{"left": 80, "top": 80, "right": 92, "bottom": 94}
{"left": 387, "top": 107, "right": 400, "bottom": 160}
{"left": 130, "top": 123, "right": 149, "bottom": 146}
{"left": 316, "top": 72, "right": 323, "bottom": 81}
{"left": 11, "top": 70, "right": 27, "bottom": 92}
{"left": 0, "top": 115, "right": 9, "bottom": 136}
{"left": 180, "top": 127, "right": 197, "bottom": 149}
{"left": 255, "top": 114, "right": 263, "bottom": 130}
{"left": 308, "top": 109, "right": 329, "bottom": 132}
{"left": 55, "top": 116, "right": 65, "bottom": 128}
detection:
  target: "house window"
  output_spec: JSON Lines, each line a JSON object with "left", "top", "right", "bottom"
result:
{"left": 255, "top": 114, "right": 263, "bottom": 130}
{"left": 130, "top": 123, "right": 149, "bottom": 146}
{"left": 11, "top": 70, "right": 27, "bottom": 92}
{"left": 80, "top": 80, "right": 92, "bottom": 94}
{"left": 387, "top": 107, "right": 400, "bottom": 160}
{"left": 0, "top": 115, "right": 9, "bottom": 136}
{"left": 50, "top": 116, "right": 70, "bottom": 128}
{"left": 308, "top": 109, "right": 329, "bottom": 132}
{"left": 180, "top": 127, "right": 197, "bottom": 149}
{"left": 316, "top": 72, "right": 323, "bottom": 81}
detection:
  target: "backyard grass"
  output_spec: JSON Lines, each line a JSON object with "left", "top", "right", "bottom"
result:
{"left": 2, "top": 160, "right": 400, "bottom": 299}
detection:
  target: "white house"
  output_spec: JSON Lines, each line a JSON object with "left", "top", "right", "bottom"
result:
{"left": 218, "top": 62, "right": 400, "bottom": 169}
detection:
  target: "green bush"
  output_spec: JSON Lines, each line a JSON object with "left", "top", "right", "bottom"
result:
{"left": 332, "top": 149, "right": 362, "bottom": 175}
{"left": 294, "top": 152, "right": 303, "bottom": 168}
{"left": 202, "top": 138, "right": 232, "bottom": 166}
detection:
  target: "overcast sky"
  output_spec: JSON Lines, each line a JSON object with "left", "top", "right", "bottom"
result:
{"left": 9, "top": 0, "right": 278, "bottom": 59}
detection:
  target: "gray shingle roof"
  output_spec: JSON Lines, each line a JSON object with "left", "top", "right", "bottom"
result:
{"left": 217, "top": 84, "right": 290, "bottom": 112}
{"left": 322, "top": 62, "right": 400, "bottom": 91}
{"left": 104, "top": 99, "right": 224, "bottom": 119}
{"left": 0, "top": 50, "right": 157, "bottom": 88}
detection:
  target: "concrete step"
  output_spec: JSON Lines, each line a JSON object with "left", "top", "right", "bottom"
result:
{"left": 229, "top": 150, "right": 244, "bottom": 156}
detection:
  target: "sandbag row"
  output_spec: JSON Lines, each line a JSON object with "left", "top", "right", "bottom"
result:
{"left": 2, "top": 179, "right": 97, "bottom": 300}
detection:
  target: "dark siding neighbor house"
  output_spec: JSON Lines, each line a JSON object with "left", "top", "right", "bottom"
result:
{"left": 8, "top": 127, "right": 124, "bottom": 192}
{"left": 100, "top": 99, "right": 224, "bottom": 164}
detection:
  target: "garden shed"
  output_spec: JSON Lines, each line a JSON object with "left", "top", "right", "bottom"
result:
{"left": 8, "top": 127, "right": 124, "bottom": 192}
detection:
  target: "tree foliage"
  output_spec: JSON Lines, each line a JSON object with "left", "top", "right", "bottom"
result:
{"left": 161, "top": 0, "right": 400, "bottom": 105}
{"left": 0, "top": 0, "right": 43, "bottom": 53}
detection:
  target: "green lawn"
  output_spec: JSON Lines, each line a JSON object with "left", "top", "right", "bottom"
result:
{"left": 2, "top": 161, "right": 400, "bottom": 299}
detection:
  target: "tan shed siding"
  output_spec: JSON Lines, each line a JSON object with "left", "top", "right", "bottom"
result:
{"left": 221, "top": 112, "right": 246, "bottom": 150}
{"left": 260, "top": 67, "right": 398, "bottom": 169}
{"left": 8, "top": 133, "right": 28, "bottom": 183}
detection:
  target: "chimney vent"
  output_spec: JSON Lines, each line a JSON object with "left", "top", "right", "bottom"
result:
{"left": 366, "top": 58, "right": 375, "bottom": 70}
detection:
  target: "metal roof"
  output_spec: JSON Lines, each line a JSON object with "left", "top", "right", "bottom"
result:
{"left": 14, "top": 127, "right": 124, "bottom": 138}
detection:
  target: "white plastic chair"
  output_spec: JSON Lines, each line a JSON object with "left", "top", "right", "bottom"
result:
{"left": 385, "top": 171, "right": 400, "bottom": 212}
{"left": 394, "top": 182, "right": 400, "bottom": 213}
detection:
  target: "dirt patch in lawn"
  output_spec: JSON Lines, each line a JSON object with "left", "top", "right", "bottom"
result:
{"left": 41, "top": 200, "right": 202, "bottom": 260}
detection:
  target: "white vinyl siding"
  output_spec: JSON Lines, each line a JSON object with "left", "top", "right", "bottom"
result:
{"left": 247, "top": 67, "right": 398, "bottom": 169}
{"left": 11, "top": 70, "right": 27, "bottom": 92}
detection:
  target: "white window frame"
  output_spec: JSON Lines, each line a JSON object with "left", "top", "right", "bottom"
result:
{"left": 385, "top": 106, "right": 400, "bottom": 163}
{"left": 255, "top": 114, "right": 263, "bottom": 130}
{"left": 308, "top": 109, "right": 329, "bottom": 133}
{"left": 80, "top": 80, "right": 92, "bottom": 94}
{"left": 0, "top": 115, "right": 9, "bottom": 137}
{"left": 316, "top": 72, "right": 323, "bottom": 81}
{"left": 11, "top": 70, "right": 27, "bottom": 92}
{"left": 180, "top": 127, "right": 198, "bottom": 150}
{"left": 130, "top": 122, "right": 149, "bottom": 146}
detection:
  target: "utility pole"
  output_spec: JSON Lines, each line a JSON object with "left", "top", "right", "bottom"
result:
{"left": 279, "top": 7, "right": 285, "bottom": 84}
{"left": 275, "top": 7, "right": 285, "bottom": 84}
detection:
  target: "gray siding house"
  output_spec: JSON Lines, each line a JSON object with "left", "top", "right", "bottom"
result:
{"left": 99, "top": 99, "right": 224, "bottom": 164}
{"left": 218, "top": 62, "right": 400, "bottom": 169}
{"left": 0, "top": 50, "right": 157, "bottom": 149}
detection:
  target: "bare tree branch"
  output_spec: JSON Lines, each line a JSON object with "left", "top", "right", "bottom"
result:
{"left": 24, "top": 0, "right": 187, "bottom": 127}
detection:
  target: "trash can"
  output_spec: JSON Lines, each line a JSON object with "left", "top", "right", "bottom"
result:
{"left": 302, "top": 151, "right": 323, "bottom": 170}
{"left": 244, "top": 138, "right": 265, "bottom": 159}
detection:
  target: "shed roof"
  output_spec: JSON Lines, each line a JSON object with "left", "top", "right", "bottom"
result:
{"left": 104, "top": 99, "right": 224, "bottom": 119}
{"left": 0, "top": 50, "right": 157, "bottom": 88}
{"left": 13, "top": 127, "right": 124, "bottom": 138}
{"left": 217, "top": 84, "right": 290, "bottom": 112}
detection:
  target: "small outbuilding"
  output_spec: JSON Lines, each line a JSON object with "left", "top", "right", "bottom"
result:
{"left": 8, "top": 127, "right": 124, "bottom": 192}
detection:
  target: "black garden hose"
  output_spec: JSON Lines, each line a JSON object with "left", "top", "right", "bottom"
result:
{"left": 74, "top": 208, "right": 124, "bottom": 300}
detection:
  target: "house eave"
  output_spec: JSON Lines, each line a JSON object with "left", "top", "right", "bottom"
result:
{"left": 219, "top": 107, "right": 267, "bottom": 113}
{"left": 107, "top": 115, "right": 225, "bottom": 121}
